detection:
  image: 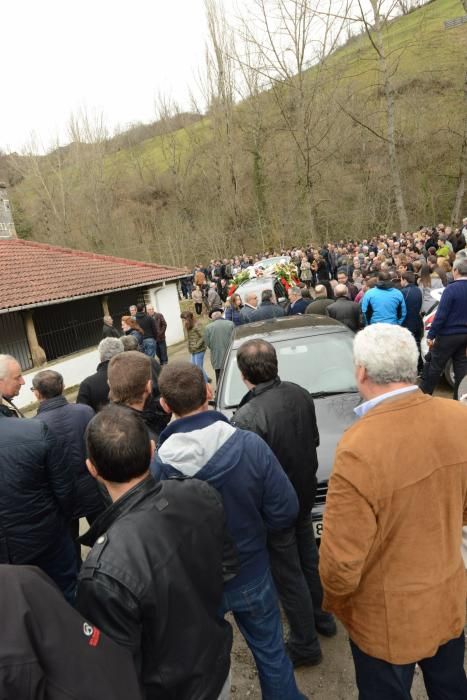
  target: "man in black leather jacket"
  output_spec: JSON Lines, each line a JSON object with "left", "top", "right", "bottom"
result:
{"left": 232, "top": 339, "right": 336, "bottom": 668}
{"left": 76, "top": 405, "right": 236, "bottom": 700}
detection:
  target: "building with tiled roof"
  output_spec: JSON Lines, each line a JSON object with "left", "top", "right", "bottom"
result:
{"left": 0, "top": 238, "right": 186, "bottom": 313}
{"left": 0, "top": 187, "right": 187, "bottom": 370}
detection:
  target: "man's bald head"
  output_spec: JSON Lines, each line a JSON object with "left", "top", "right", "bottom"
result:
{"left": 314, "top": 285, "right": 326, "bottom": 299}
{"left": 334, "top": 284, "right": 349, "bottom": 299}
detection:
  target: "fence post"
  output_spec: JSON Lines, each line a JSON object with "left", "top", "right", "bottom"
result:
{"left": 23, "top": 311, "right": 47, "bottom": 367}
{"left": 101, "top": 295, "right": 110, "bottom": 317}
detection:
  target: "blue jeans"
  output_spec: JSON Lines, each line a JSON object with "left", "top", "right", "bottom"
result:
{"left": 156, "top": 339, "right": 168, "bottom": 365}
{"left": 191, "top": 352, "right": 209, "bottom": 382}
{"left": 143, "top": 337, "right": 157, "bottom": 358}
{"left": 221, "top": 569, "right": 306, "bottom": 700}
{"left": 350, "top": 632, "right": 467, "bottom": 700}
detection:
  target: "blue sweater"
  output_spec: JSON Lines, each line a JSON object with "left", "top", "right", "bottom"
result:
{"left": 151, "top": 411, "right": 298, "bottom": 591}
{"left": 428, "top": 279, "right": 467, "bottom": 339}
{"left": 361, "top": 284, "right": 406, "bottom": 325}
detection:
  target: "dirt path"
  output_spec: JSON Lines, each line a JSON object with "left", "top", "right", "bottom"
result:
{"left": 229, "top": 617, "right": 467, "bottom": 699}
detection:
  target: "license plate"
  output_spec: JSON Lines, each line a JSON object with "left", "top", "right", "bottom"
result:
{"left": 313, "top": 520, "right": 324, "bottom": 539}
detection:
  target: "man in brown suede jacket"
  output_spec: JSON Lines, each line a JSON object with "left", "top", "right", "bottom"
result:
{"left": 320, "top": 323, "right": 467, "bottom": 700}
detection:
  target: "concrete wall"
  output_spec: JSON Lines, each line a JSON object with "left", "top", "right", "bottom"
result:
{"left": 149, "top": 283, "right": 184, "bottom": 346}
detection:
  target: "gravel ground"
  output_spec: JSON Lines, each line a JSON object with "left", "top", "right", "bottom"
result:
{"left": 228, "top": 615, "right": 467, "bottom": 699}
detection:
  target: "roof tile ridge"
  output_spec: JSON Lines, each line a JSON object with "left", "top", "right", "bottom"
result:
{"left": 3, "top": 238, "right": 185, "bottom": 273}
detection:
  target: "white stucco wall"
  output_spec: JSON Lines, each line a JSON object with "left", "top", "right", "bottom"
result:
{"left": 149, "top": 283, "right": 184, "bottom": 346}
{"left": 15, "top": 348, "right": 100, "bottom": 409}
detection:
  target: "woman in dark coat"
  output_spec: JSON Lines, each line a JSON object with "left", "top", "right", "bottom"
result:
{"left": 121, "top": 316, "right": 144, "bottom": 351}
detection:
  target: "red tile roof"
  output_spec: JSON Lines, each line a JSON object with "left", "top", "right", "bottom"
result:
{"left": 0, "top": 239, "right": 187, "bottom": 312}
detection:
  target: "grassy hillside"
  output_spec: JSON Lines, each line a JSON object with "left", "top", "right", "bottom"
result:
{"left": 5, "top": 0, "right": 467, "bottom": 264}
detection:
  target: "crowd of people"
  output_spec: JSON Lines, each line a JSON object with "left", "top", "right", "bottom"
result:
{"left": 0, "top": 218, "right": 466, "bottom": 699}
{"left": 185, "top": 221, "right": 467, "bottom": 398}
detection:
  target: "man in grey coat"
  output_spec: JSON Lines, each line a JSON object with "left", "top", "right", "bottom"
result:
{"left": 207, "top": 283, "right": 222, "bottom": 311}
{"left": 204, "top": 310, "right": 234, "bottom": 383}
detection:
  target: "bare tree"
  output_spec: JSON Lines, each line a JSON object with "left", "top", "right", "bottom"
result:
{"left": 349, "top": 0, "right": 409, "bottom": 230}
{"left": 238, "top": 0, "right": 350, "bottom": 240}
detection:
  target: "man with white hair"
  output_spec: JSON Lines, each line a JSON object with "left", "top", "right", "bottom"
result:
{"left": 0, "top": 354, "right": 25, "bottom": 417}
{"left": 77, "top": 337, "right": 124, "bottom": 412}
{"left": 319, "top": 324, "right": 467, "bottom": 699}
{"left": 238, "top": 291, "right": 258, "bottom": 324}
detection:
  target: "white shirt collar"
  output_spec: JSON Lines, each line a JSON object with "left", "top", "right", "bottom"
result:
{"left": 354, "top": 385, "right": 419, "bottom": 418}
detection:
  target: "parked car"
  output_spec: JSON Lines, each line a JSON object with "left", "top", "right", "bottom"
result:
{"left": 215, "top": 315, "right": 361, "bottom": 538}
{"left": 420, "top": 288, "right": 454, "bottom": 387}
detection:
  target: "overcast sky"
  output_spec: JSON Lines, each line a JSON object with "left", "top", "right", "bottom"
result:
{"left": 2, "top": 0, "right": 381, "bottom": 154}
{"left": 1, "top": 0, "right": 242, "bottom": 153}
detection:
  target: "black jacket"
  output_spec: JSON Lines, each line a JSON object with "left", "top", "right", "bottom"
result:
{"left": 135, "top": 312, "right": 157, "bottom": 340}
{"left": 287, "top": 298, "right": 309, "bottom": 315}
{"left": 76, "top": 475, "right": 234, "bottom": 700}
{"left": 77, "top": 360, "right": 111, "bottom": 412}
{"left": 35, "top": 396, "right": 105, "bottom": 519}
{"left": 0, "top": 565, "right": 141, "bottom": 700}
{"left": 232, "top": 378, "right": 320, "bottom": 513}
{"left": 253, "top": 301, "right": 286, "bottom": 321}
{"left": 102, "top": 323, "right": 121, "bottom": 339}
{"left": 326, "top": 297, "right": 361, "bottom": 332}
{"left": 401, "top": 284, "right": 423, "bottom": 339}
{"left": 0, "top": 414, "right": 75, "bottom": 564}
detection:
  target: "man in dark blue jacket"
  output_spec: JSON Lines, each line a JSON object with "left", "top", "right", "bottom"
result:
{"left": 0, "top": 358, "right": 77, "bottom": 602}
{"left": 421, "top": 258, "right": 467, "bottom": 398}
{"left": 287, "top": 287, "right": 309, "bottom": 315}
{"left": 33, "top": 370, "right": 105, "bottom": 552}
{"left": 153, "top": 362, "right": 306, "bottom": 700}
{"left": 400, "top": 272, "right": 423, "bottom": 373}
{"left": 253, "top": 289, "right": 286, "bottom": 321}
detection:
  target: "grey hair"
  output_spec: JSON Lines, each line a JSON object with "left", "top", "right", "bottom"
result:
{"left": 334, "top": 284, "right": 348, "bottom": 298}
{"left": 290, "top": 286, "right": 301, "bottom": 296}
{"left": 353, "top": 324, "right": 418, "bottom": 385}
{"left": 453, "top": 258, "right": 467, "bottom": 276}
{"left": 121, "top": 335, "right": 139, "bottom": 351}
{"left": 0, "top": 354, "right": 17, "bottom": 380}
{"left": 98, "top": 337, "right": 124, "bottom": 362}
{"left": 211, "top": 311, "right": 223, "bottom": 321}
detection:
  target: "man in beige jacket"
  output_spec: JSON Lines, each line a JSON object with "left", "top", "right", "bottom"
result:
{"left": 320, "top": 323, "right": 467, "bottom": 700}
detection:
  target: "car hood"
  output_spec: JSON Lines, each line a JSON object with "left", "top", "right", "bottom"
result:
{"left": 314, "top": 393, "right": 361, "bottom": 481}
{"left": 222, "top": 391, "right": 361, "bottom": 481}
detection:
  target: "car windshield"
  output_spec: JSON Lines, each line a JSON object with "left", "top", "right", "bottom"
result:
{"left": 220, "top": 331, "right": 358, "bottom": 408}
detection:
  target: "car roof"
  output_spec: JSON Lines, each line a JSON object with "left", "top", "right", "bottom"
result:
{"left": 232, "top": 315, "right": 350, "bottom": 347}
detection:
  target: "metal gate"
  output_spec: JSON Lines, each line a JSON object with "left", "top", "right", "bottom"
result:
{"left": 0, "top": 312, "right": 33, "bottom": 370}
{"left": 33, "top": 297, "right": 104, "bottom": 362}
